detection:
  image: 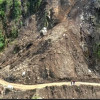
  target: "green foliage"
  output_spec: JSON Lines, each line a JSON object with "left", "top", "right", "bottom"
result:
{"left": 93, "top": 43, "right": 100, "bottom": 59}
{"left": 0, "top": 30, "right": 5, "bottom": 50}
{"left": 0, "top": 0, "right": 4, "bottom": 4}
{"left": 34, "top": 0, "right": 42, "bottom": 12}
{"left": 27, "top": 0, "right": 42, "bottom": 14}
{"left": 10, "top": 26, "right": 18, "bottom": 39}
{"left": 0, "top": 0, "right": 7, "bottom": 19}
{"left": 11, "top": 0, "right": 21, "bottom": 19}
{"left": 31, "top": 95, "right": 42, "bottom": 99}
{"left": 0, "top": 1, "right": 7, "bottom": 51}
{"left": 0, "top": 0, "right": 22, "bottom": 51}
{"left": 13, "top": 45, "right": 20, "bottom": 54}
{"left": 44, "top": 11, "right": 49, "bottom": 27}
{"left": 19, "top": 21, "right": 23, "bottom": 27}
{"left": 0, "top": 10, "right": 5, "bottom": 18}
{"left": 0, "top": 0, "right": 43, "bottom": 51}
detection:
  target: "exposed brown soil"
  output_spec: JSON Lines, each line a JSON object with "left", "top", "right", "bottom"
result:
{"left": 0, "top": 0, "right": 100, "bottom": 99}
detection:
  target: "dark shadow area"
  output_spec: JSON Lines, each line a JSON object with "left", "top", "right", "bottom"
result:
{"left": 67, "top": 0, "right": 100, "bottom": 76}
{"left": 26, "top": 42, "right": 33, "bottom": 50}
{"left": 4, "top": 75, "right": 17, "bottom": 83}
{"left": 33, "top": 39, "right": 52, "bottom": 55}
{"left": 78, "top": 0, "right": 100, "bottom": 75}
{"left": 36, "top": 1, "right": 48, "bottom": 31}
{"left": 20, "top": 0, "right": 44, "bottom": 29}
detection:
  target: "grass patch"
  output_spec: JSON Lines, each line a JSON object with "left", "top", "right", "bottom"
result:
{"left": 0, "top": 0, "right": 4, "bottom": 4}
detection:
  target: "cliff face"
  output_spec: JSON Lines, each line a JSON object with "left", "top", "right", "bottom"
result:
{"left": 0, "top": 0, "right": 100, "bottom": 99}
{"left": 0, "top": 0, "right": 100, "bottom": 84}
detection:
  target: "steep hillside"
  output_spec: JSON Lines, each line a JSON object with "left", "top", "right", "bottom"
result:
{"left": 0, "top": 0, "right": 100, "bottom": 99}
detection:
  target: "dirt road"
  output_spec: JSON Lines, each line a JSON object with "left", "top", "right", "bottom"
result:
{"left": 0, "top": 79, "right": 100, "bottom": 90}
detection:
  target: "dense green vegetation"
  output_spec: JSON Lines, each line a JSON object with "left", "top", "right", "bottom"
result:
{"left": 0, "top": 0, "right": 42, "bottom": 51}
{"left": 0, "top": 30, "right": 5, "bottom": 51}
{"left": 0, "top": 0, "right": 4, "bottom": 4}
{"left": 0, "top": 1, "right": 6, "bottom": 18}
{"left": 27, "top": 0, "right": 42, "bottom": 15}
{"left": 11, "top": 0, "right": 21, "bottom": 19}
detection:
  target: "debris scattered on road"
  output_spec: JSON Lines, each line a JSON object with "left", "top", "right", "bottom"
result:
{"left": 7, "top": 85, "right": 13, "bottom": 90}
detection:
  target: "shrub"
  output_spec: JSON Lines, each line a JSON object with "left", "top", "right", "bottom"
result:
{"left": 0, "top": 0, "right": 4, "bottom": 4}
{"left": 27, "top": 0, "right": 42, "bottom": 14}
{"left": 44, "top": 11, "right": 49, "bottom": 27}
{"left": 35, "top": 0, "right": 42, "bottom": 11}
{"left": 93, "top": 43, "right": 100, "bottom": 59}
{"left": 31, "top": 95, "right": 42, "bottom": 99}
{"left": 10, "top": 0, "right": 21, "bottom": 19}
{"left": 0, "top": 10, "right": 5, "bottom": 18}
{"left": 0, "top": 0, "right": 7, "bottom": 19}
{"left": 10, "top": 27, "right": 18, "bottom": 39}
{"left": 0, "top": 31, "right": 5, "bottom": 50}
{"left": 13, "top": 45, "right": 20, "bottom": 54}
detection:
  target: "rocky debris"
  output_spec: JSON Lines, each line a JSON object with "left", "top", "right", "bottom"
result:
{"left": 35, "top": 85, "right": 100, "bottom": 99}
{"left": 88, "top": 69, "right": 91, "bottom": 73}
{"left": 40, "top": 27, "right": 48, "bottom": 36}
{"left": 80, "top": 42, "right": 88, "bottom": 53}
{"left": 6, "top": 85, "right": 13, "bottom": 90}
{"left": 22, "top": 72, "right": 26, "bottom": 77}
{"left": 0, "top": 1, "right": 100, "bottom": 99}
{"left": 1, "top": 85, "right": 100, "bottom": 99}
{"left": 0, "top": 0, "right": 99, "bottom": 85}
